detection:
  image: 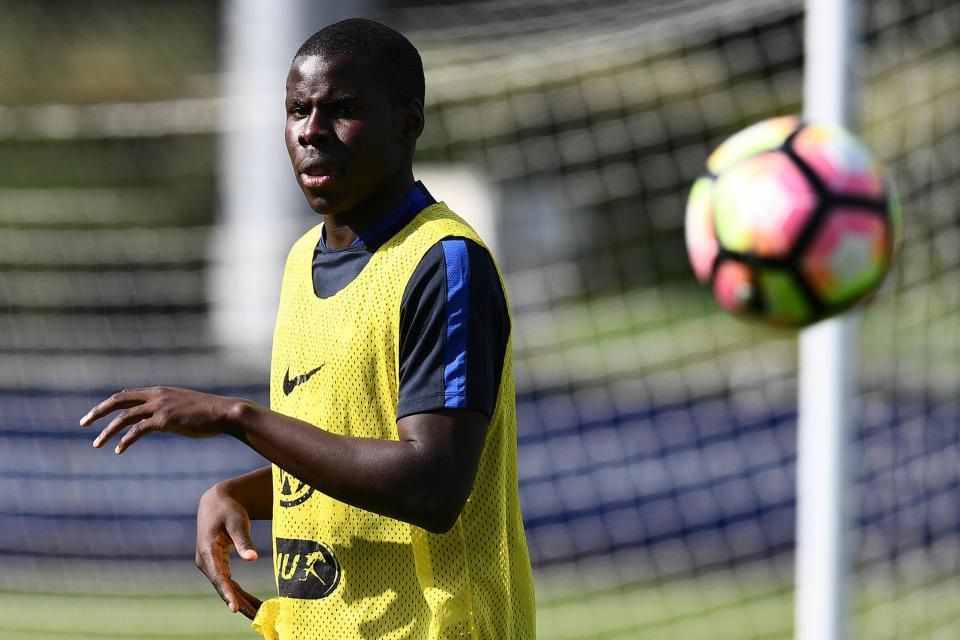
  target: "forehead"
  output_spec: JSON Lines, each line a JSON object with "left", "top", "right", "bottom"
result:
{"left": 286, "top": 53, "right": 380, "bottom": 98}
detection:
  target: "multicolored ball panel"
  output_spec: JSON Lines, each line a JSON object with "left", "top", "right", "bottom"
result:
{"left": 713, "top": 151, "right": 817, "bottom": 259}
{"left": 706, "top": 115, "right": 799, "bottom": 175}
{"left": 801, "top": 208, "right": 889, "bottom": 306}
{"left": 686, "top": 115, "right": 897, "bottom": 327}
{"left": 712, "top": 262, "right": 812, "bottom": 327}
{"left": 757, "top": 268, "right": 812, "bottom": 326}
{"left": 712, "top": 260, "right": 754, "bottom": 315}
{"left": 793, "top": 124, "right": 886, "bottom": 201}
{"left": 684, "top": 177, "right": 719, "bottom": 283}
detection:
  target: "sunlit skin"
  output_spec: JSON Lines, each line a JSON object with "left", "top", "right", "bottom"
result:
{"left": 79, "top": 52, "right": 487, "bottom": 621}
{"left": 285, "top": 53, "right": 424, "bottom": 248}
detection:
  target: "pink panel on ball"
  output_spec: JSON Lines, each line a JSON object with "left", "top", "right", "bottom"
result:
{"left": 793, "top": 124, "right": 886, "bottom": 200}
{"left": 712, "top": 261, "right": 754, "bottom": 314}
{"left": 802, "top": 208, "right": 889, "bottom": 299}
{"left": 713, "top": 152, "right": 817, "bottom": 259}
{"left": 771, "top": 157, "right": 819, "bottom": 254}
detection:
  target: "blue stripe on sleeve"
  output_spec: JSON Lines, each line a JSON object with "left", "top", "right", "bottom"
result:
{"left": 441, "top": 239, "right": 470, "bottom": 408}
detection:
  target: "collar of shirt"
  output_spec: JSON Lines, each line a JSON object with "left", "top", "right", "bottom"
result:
{"left": 319, "top": 181, "right": 436, "bottom": 254}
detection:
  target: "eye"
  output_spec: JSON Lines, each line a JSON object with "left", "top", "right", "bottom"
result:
{"left": 288, "top": 102, "right": 309, "bottom": 119}
{"left": 333, "top": 103, "right": 358, "bottom": 118}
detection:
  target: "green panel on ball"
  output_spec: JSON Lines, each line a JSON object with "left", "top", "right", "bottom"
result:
{"left": 712, "top": 172, "right": 754, "bottom": 253}
{"left": 758, "top": 269, "right": 811, "bottom": 326}
{"left": 687, "top": 175, "right": 713, "bottom": 210}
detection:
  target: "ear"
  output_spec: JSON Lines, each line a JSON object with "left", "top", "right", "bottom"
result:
{"left": 399, "top": 98, "right": 425, "bottom": 143}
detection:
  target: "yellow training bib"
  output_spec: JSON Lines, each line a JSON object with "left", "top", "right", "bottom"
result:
{"left": 253, "top": 203, "right": 536, "bottom": 639}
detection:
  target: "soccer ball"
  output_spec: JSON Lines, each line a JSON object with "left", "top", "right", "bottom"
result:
{"left": 685, "top": 115, "right": 900, "bottom": 327}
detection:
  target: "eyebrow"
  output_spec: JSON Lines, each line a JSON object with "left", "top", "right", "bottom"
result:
{"left": 286, "top": 94, "right": 360, "bottom": 107}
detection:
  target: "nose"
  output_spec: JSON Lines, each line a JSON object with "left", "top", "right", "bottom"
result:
{"left": 298, "top": 108, "right": 332, "bottom": 147}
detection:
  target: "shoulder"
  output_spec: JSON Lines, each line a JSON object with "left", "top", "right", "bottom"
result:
{"left": 403, "top": 237, "right": 503, "bottom": 306}
{"left": 396, "top": 237, "right": 511, "bottom": 420}
{"left": 391, "top": 202, "right": 485, "bottom": 253}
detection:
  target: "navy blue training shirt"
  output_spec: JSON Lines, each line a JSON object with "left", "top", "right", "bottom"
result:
{"left": 312, "top": 182, "right": 509, "bottom": 420}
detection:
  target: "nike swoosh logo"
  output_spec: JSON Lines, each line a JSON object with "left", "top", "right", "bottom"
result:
{"left": 283, "top": 364, "right": 325, "bottom": 396}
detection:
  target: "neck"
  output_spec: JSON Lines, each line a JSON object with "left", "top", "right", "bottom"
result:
{"left": 323, "top": 170, "right": 416, "bottom": 250}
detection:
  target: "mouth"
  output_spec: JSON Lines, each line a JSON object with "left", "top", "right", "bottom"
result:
{"left": 301, "top": 172, "right": 333, "bottom": 188}
{"left": 298, "top": 159, "right": 341, "bottom": 189}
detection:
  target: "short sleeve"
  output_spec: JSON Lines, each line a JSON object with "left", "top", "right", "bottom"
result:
{"left": 397, "top": 238, "right": 510, "bottom": 420}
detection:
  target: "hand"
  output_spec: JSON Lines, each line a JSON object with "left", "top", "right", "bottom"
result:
{"left": 196, "top": 484, "right": 263, "bottom": 620}
{"left": 79, "top": 386, "right": 240, "bottom": 454}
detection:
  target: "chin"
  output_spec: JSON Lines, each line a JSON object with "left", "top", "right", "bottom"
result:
{"left": 300, "top": 188, "right": 337, "bottom": 215}
{"left": 305, "top": 189, "right": 364, "bottom": 218}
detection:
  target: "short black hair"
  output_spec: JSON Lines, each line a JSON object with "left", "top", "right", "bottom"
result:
{"left": 294, "top": 18, "right": 425, "bottom": 107}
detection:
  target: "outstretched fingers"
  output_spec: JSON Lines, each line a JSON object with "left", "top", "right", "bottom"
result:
{"left": 113, "top": 416, "right": 161, "bottom": 454}
{"left": 210, "top": 572, "right": 244, "bottom": 613}
{"left": 211, "top": 572, "right": 260, "bottom": 619}
{"left": 197, "top": 534, "right": 260, "bottom": 618}
{"left": 80, "top": 388, "right": 150, "bottom": 427}
{"left": 216, "top": 576, "right": 260, "bottom": 619}
{"left": 91, "top": 407, "right": 154, "bottom": 451}
{"left": 198, "top": 539, "right": 236, "bottom": 608}
{"left": 235, "top": 585, "right": 263, "bottom": 620}
{"left": 223, "top": 517, "right": 261, "bottom": 618}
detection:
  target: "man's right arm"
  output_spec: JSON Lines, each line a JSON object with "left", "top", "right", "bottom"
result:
{"left": 195, "top": 465, "right": 272, "bottom": 620}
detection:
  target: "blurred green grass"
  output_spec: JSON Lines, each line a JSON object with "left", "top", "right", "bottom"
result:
{"left": 3, "top": 575, "right": 959, "bottom": 639}
{"left": 0, "top": 578, "right": 792, "bottom": 640}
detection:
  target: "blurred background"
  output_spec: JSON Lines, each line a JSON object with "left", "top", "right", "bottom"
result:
{"left": 0, "top": 0, "right": 958, "bottom": 638}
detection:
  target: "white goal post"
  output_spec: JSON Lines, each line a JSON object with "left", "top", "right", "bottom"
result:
{"left": 796, "top": 0, "right": 859, "bottom": 638}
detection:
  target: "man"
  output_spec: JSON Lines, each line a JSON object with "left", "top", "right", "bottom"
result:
{"left": 80, "top": 18, "right": 535, "bottom": 640}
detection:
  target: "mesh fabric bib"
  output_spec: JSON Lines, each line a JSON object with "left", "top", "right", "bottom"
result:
{"left": 252, "top": 204, "right": 536, "bottom": 640}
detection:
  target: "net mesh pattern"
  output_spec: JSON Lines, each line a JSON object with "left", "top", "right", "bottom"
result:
{"left": 0, "top": 0, "right": 957, "bottom": 637}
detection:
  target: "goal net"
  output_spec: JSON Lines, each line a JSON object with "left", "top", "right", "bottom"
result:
{"left": 0, "top": 0, "right": 957, "bottom": 638}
